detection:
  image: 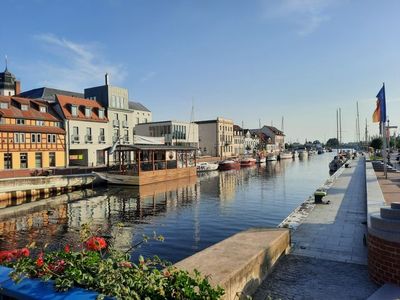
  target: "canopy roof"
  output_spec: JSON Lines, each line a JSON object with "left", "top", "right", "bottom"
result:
{"left": 105, "top": 144, "right": 197, "bottom": 151}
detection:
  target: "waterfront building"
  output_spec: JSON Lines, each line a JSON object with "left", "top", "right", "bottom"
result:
{"left": 250, "top": 126, "right": 285, "bottom": 152}
{"left": 0, "top": 95, "right": 66, "bottom": 170}
{"left": 135, "top": 120, "right": 199, "bottom": 148}
{"left": 54, "top": 95, "right": 109, "bottom": 167}
{"left": 233, "top": 125, "right": 245, "bottom": 156}
{"left": 0, "top": 66, "right": 21, "bottom": 96}
{"left": 196, "top": 117, "right": 234, "bottom": 157}
{"left": 84, "top": 74, "right": 152, "bottom": 146}
{"left": 19, "top": 87, "right": 83, "bottom": 102}
{"left": 243, "top": 130, "right": 260, "bottom": 154}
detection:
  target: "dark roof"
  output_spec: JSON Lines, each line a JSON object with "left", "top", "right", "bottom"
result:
{"left": 19, "top": 87, "right": 84, "bottom": 102}
{"left": 195, "top": 119, "right": 217, "bottom": 124}
{"left": 0, "top": 68, "right": 17, "bottom": 90}
{"left": 264, "top": 125, "right": 284, "bottom": 136}
{"left": 128, "top": 101, "right": 151, "bottom": 112}
{"left": 233, "top": 125, "right": 243, "bottom": 131}
{"left": 107, "top": 144, "right": 196, "bottom": 151}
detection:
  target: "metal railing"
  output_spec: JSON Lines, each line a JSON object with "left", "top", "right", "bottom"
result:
{"left": 98, "top": 135, "right": 106, "bottom": 143}
{"left": 85, "top": 135, "right": 93, "bottom": 143}
{"left": 71, "top": 135, "right": 80, "bottom": 143}
{"left": 113, "top": 120, "right": 120, "bottom": 127}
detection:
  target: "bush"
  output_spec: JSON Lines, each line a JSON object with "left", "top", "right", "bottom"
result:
{"left": 0, "top": 224, "right": 224, "bottom": 300}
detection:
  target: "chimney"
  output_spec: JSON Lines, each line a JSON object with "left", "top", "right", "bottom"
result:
{"left": 15, "top": 81, "right": 21, "bottom": 95}
{"left": 105, "top": 73, "right": 109, "bottom": 85}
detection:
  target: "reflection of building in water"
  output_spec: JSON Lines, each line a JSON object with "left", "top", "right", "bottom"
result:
{"left": 218, "top": 171, "right": 239, "bottom": 201}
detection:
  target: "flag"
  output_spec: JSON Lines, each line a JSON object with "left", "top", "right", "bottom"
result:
{"left": 372, "top": 84, "right": 386, "bottom": 123}
{"left": 108, "top": 136, "right": 119, "bottom": 155}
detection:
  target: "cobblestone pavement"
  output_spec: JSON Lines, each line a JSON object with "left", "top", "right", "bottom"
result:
{"left": 252, "top": 255, "right": 378, "bottom": 300}
{"left": 253, "top": 158, "right": 379, "bottom": 299}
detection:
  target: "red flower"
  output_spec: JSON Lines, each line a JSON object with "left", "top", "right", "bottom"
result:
{"left": 36, "top": 253, "right": 44, "bottom": 267}
{"left": 0, "top": 250, "right": 13, "bottom": 262}
{"left": 19, "top": 248, "right": 30, "bottom": 257}
{"left": 84, "top": 237, "right": 107, "bottom": 251}
{"left": 119, "top": 261, "right": 132, "bottom": 268}
{"left": 64, "top": 245, "right": 70, "bottom": 253}
{"left": 48, "top": 260, "right": 66, "bottom": 274}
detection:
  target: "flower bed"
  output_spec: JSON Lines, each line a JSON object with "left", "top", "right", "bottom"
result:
{"left": 0, "top": 224, "right": 224, "bottom": 300}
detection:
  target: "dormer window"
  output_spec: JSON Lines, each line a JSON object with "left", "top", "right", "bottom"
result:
{"left": 85, "top": 107, "right": 92, "bottom": 118}
{"left": 71, "top": 105, "right": 78, "bottom": 117}
{"left": 0, "top": 102, "right": 8, "bottom": 109}
{"left": 39, "top": 106, "right": 47, "bottom": 113}
{"left": 98, "top": 108, "right": 105, "bottom": 119}
{"left": 21, "top": 104, "right": 28, "bottom": 111}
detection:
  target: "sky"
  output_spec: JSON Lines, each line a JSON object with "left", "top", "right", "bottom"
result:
{"left": 1, "top": 0, "right": 400, "bottom": 143}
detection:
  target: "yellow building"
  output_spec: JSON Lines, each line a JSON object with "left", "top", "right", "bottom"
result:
{"left": 0, "top": 96, "right": 66, "bottom": 171}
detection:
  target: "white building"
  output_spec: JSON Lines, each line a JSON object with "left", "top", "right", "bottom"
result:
{"left": 135, "top": 120, "right": 198, "bottom": 147}
{"left": 243, "top": 130, "right": 259, "bottom": 154}
{"left": 54, "top": 94, "right": 110, "bottom": 166}
{"left": 233, "top": 125, "right": 245, "bottom": 156}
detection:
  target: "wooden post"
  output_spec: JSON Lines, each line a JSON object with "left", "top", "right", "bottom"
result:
{"left": 152, "top": 150, "right": 155, "bottom": 171}
{"left": 138, "top": 150, "right": 141, "bottom": 175}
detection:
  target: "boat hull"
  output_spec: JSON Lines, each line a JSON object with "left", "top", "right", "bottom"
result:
{"left": 197, "top": 163, "right": 219, "bottom": 172}
{"left": 219, "top": 161, "right": 240, "bottom": 170}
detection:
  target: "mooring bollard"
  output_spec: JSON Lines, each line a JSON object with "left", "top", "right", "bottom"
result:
{"left": 314, "top": 189, "right": 327, "bottom": 204}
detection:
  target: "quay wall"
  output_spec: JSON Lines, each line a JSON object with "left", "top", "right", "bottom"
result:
{"left": 0, "top": 174, "right": 98, "bottom": 209}
{"left": 366, "top": 161, "right": 400, "bottom": 285}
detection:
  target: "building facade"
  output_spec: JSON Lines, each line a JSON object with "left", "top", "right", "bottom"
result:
{"left": 243, "top": 130, "right": 260, "bottom": 154}
{"left": 233, "top": 125, "right": 244, "bottom": 156}
{"left": 259, "top": 126, "right": 285, "bottom": 151}
{"left": 54, "top": 94, "right": 109, "bottom": 167}
{"left": 0, "top": 67, "right": 20, "bottom": 97}
{"left": 135, "top": 120, "right": 199, "bottom": 147}
{"left": 0, "top": 96, "right": 65, "bottom": 170}
{"left": 196, "top": 117, "right": 234, "bottom": 157}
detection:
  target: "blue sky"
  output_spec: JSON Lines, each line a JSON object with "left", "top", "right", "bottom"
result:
{"left": 1, "top": 0, "right": 400, "bottom": 142}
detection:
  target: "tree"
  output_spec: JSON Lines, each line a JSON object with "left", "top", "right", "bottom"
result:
{"left": 326, "top": 138, "right": 339, "bottom": 148}
{"left": 370, "top": 138, "right": 383, "bottom": 150}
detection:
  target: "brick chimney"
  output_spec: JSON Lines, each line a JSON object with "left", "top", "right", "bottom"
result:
{"left": 14, "top": 80, "right": 21, "bottom": 95}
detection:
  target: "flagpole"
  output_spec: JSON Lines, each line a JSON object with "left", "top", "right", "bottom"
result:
{"left": 382, "top": 121, "right": 387, "bottom": 179}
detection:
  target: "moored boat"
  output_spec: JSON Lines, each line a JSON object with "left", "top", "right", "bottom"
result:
{"left": 196, "top": 162, "right": 219, "bottom": 172}
{"left": 278, "top": 152, "right": 293, "bottom": 160}
{"left": 240, "top": 157, "right": 257, "bottom": 167}
{"left": 218, "top": 160, "right": 240, "bottom": 170}
{"left": 298, "top": 148, "right": 308, "bottom": 159}
{"left": 266, "top": 154, "right": 277, "bottom": 161}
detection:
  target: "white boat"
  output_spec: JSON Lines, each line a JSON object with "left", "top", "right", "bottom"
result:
{"left": 279, "top": 152, "right": 293, "bottom": 160}
{"left": 266, "top": 154, "right": 277, "bottom": 161}
{"left": 298, "top": 148, "right": 308, "bottom": 158}
{"left": 196, "top": 162, "right": 219, "bottom": 172}
{"left": 256, "top": 156, "right": 266, "bottom": 164}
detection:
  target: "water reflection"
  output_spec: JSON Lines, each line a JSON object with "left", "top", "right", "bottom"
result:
{"left": 0, "top": 154, "right": 334, "bottom": 262}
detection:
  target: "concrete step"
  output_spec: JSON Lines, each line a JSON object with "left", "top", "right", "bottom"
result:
{"left": 367, "top": 283, "right": 400, "bottom": 300}
{"left": 392, "top": 202, "right": 400, "bottom": 209}
{"left": 370, "top": 215, "right": 400, "bottom": 232}
{"left": 381, "top": 207, "right": 400, "bottom": 220}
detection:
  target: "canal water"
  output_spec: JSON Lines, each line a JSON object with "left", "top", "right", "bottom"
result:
{"left": 0, "top": 153, "right": 335, "bottom": 263}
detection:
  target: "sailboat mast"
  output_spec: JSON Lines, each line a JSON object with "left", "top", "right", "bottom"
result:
{"left": 336, "top": 109, "right": 339, "bottom": 151}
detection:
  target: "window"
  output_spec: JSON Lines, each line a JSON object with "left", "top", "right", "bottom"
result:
{"left": 4, "top": 153, "right": 12, "bottom": 169}
{"left": 85, "top": 107, "right": 92, "bottom": 117}
{"left": 100, "top": 128, "right": 105, "bottom": 136}
{"left": 16, "top": 119, "right": 25, "bottom": 125}
{"left": 15, "top": 133, "right": 25, "bottom": 143}
{"left": 136, "top": 117, "right": 140, "bottom": 124}
{"left": 47, "top": 134, "right": 56, "bottom": 143}
{"left": 111, "top": 95, "right": 116, "bottom": 107}
{"left": 20, "top": 153, "right": 28, "bottom": 169}
{"left": 98, "top": 109, "right": 104, "bottom": 119}
{"left": 124, "top": 114, "right": 128, "bottom": 121}
{"left": 145, "top": 118, "right": 148, "bottom": 123}
{"left": 0, "top": 102, "right": 8, "bottom": 109}
{"left": 36, "top": 120, "right": 44, "bottom": 126}
{"left": 21, "top": 104, "right": 28, "bottom": 111}
{"left": 49, "top": 152, "right": 56, "bottom": 167}
{"left": 35, "top": 153, "right": 42, "bottom": 168}
{"left": 86, "top": 127, "right": 92, "bottom": 143}
{"left": 115, "top": 113, "right": 119, "bottom": 120}
{"left": 31, "top": 133, "right": 41, "bottom": 143}
{"left": 39, "top": 106, "right": 47, "bottom": 113}
{"left": 71, "top": 105, "right": 78, "bottom": 117}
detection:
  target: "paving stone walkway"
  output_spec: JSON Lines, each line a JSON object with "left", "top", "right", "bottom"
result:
{"left": 253, "top": 158, "right": 379, "bottom": 299}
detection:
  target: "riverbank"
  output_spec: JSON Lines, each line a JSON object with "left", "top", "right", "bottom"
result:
{"left": 253, "top": 157, "right": 379, "bottom": 299}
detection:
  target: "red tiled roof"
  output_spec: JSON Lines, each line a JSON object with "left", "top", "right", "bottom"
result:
{"left": 0, "top": 124, "right": 65, "bottom": 134}
{"left": 56, "top": 94, "right": 108, "bottom": 123}
{"left": 0, "top": 96, "right": 60, "bottom": 122}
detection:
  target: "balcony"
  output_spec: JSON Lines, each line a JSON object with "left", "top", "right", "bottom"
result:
{"left": 113, "top": 120, "right": 120, "bottom": 127}
{"left": 122, "top": 120, "right": 129, "bottom": 128}
{"left": 71, "top": 135, "right": 79, "bottom": 144}
{"left": 85, "top": 135, "right": 93, "bottom": 144}
{"left": 98, "top": 135, "right": 106, "bottom": 144}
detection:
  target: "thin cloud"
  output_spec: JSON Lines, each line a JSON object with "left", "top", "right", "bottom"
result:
{"left": 28, "top": 33, "right": 127, "bottom": 91}
{"left": 261, "top": 0, "right": 333, "bottom": 36}
{"left": 140, "top": 71, "right": 157, "bottom": 83}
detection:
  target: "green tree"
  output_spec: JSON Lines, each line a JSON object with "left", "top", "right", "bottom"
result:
{"left": 326, "top": 138, "right": 339, "bottom": 148}
{"left": 370, "top": 138, "right": 383, "bottom": 150}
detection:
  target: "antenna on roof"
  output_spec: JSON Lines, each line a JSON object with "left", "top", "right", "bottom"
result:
{"left": 105, "top": 73, "right": 109, "bottom": 85}
{"left": 4, "top": 55, "right": 8, "bottom": 71}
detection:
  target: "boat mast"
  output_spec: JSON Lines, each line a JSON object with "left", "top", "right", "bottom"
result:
{"left": 336, "top": 109, "right": 339, "bottom": 153}
{"left": 339, "top": 108, "right": 342, "bottom": 152}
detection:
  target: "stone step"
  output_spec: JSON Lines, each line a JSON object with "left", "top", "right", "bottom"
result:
{"left": 370, "top": 215, "right": 400, "bottom": 232}
{"left": 392, "top": 202, "right": 400, "bottom": 209}
{"left": 367, "top": 283, "right": 400, "bottom": 300}
{"left": 381, "top": 207, "right": 400, "bottom": 220}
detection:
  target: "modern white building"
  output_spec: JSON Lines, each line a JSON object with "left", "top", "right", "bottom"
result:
{"left": 54, "top": 94, "right": 110, "bottom": 166}
{"left": 196, "top": 117, "right": 234, "bottom": 157}
{"left": 135, "top": 120, "right": 199, "bottom": 147}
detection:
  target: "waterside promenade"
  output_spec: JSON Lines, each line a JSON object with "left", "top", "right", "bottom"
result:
{"left": 253, "top": 158, "right": 379, "bottom": 299}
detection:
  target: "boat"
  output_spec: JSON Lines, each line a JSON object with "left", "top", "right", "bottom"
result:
{"left": 240, "top": 157, "right": 257, "bottom": 167}
{"left": 278, "top": 152, "right": 293, "bottom": 160}
{"left": 317, "top": 149, "right": 324, "bottom": 155}
{"left": 256, "top": 155, "right": 266, "bottom": 164}
{"left": 218, "top": 160, "right": 240, "bottom": 170}
{"left": 266, "top": 153, "right": 277, "bottom": 161}
{"left": 196, "top": 162, "right": 219, "bottom": 172}
{"left": 297, "top": 148, "right": 308, "bottom": 159}
{"left": 95, "top": 143, "right": 197, "bottom": 186}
